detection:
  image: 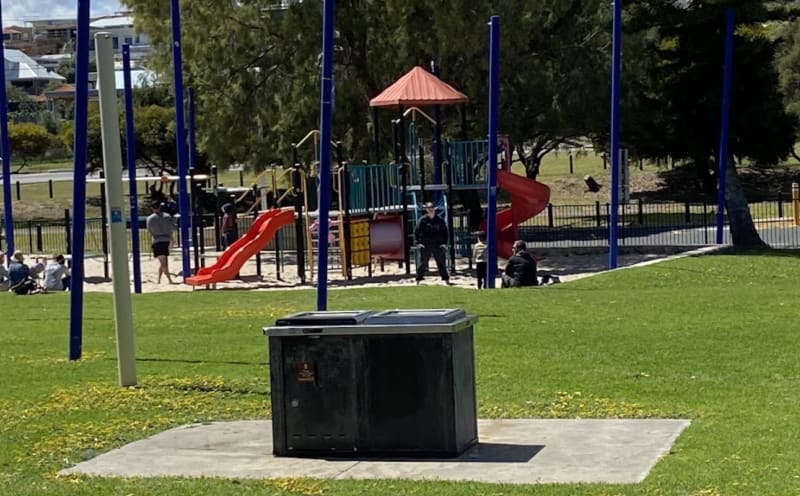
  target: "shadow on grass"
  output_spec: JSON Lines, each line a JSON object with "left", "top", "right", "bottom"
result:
{"left": 711, "top": 247, "right": 800, "bottom": 258}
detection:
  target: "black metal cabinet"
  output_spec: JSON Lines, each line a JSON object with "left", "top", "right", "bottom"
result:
{"left": 265, "top": 309, "right": 478, "bottom": 458}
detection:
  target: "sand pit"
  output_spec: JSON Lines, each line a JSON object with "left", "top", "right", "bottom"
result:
{"left": 58, "top": 246, "right": 716, "bottom": 294}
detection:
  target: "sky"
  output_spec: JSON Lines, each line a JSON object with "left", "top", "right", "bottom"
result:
{"left": 2, "top": 0, "right": 123, "bottom": 27}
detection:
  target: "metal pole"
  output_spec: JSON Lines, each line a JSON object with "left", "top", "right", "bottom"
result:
{"left": 431, "top": 59, "right": 443, "bottom": 189}
{"left": 372, "top": 107, "right": 381, "bottom": 163}
{"left": 609, "top": 0, "right": 623, "bottom": 269}
{"left": 69, "top": 0, "right": 90, "bottom": 362}
{"left": 445, "top": 141, "right": 455, "bottom": 273}
{"left": 0, "top": 0, "right": 13, "bottom": 254}
{"left": 486, "top": 16, "right": 500, "bottom": 288}
{"left": 396, "top": 120, "right": 411, "bottom": 275}
{"left": 292, "top": 164, "right": 306, "bottom": 283}
{"left": 212, "top": 165, "right": 221, "bottom": 250}
{"left": 96, "top": 32, "right": 137, "bottom": 387}
{"left": 316, "top": 0, "right": 335, "bottom": 311}
{"left": 716, "top": 8, "right": 735, "bottom": 245}
{"left": 122, "top": 44, "right": 142, "bottom": 294}
{"left": 188, "top": 87, "right": 200, "bottom": 272}
{"left": 170, "top": 0, "right": 192, "bottom": 279}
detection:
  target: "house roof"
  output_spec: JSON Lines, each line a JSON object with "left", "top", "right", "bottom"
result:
{"left": 114, "top": 69, "right": 156, "bottom": 90}
{"left": 370, "top": 66, "right": 468, "bottom": 108}
{"left": 90, "top": 16, "right": 135, "bottom": 29}
{"left": 3, "top": 49, "right": 66, "bottom": 82}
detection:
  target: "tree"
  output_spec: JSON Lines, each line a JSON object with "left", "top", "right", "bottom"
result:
{"left": 133, "top": 105, "right": 178, "bottom": 173}
{"left": 58, "top": 104, "right": 105, "bottom": 173}
{"left": 8, "top": 123, "right": 53, "bottom": 170}
{"left": 6, "top": 86, "right": 43, "bottom": 124}
{"left": 775, "top": 14, "right": 800, "bottom": 161}
{"left": 623, "top": 0, "right": 799, "bottom": 246}
{"left": 121, "top": 0, "right": 610, "bottom": 175}
{"left": 54, "top": 57, "right": 96, "bottom": 85}
{"left": 59, "top": 103, "right": 178, "bottom": 175}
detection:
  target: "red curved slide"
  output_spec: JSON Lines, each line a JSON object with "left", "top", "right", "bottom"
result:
{"left": 494, "top": 169, "right": 550, "bottom": 259}
{"left": 185, "top": 208, "right": 295, "bottom": 286}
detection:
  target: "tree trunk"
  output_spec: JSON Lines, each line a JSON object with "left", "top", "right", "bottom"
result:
{"left": 526, "top": 155, "right": 542, "bottom": 180}
{"left": 725, "top": 164, "right": 768, "bottom": 248}
{"left": 695, "top": 155, "right": 715, "bottom": 196}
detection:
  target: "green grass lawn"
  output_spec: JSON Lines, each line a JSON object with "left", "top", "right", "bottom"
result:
{"left": 1, "top": 252, "right": 799, "bottom": 494}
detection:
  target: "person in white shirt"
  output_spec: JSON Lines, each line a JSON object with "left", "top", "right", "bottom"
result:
{"left": 43, "top": 254, "right": 71, "bottom": 292}
{"left": 0, "top": 252, "right": 8, "bottom": 290}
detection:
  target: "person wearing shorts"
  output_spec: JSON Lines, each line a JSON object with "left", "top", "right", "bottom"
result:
{"left": 146, "top": 202, "right": 176, "bottom": 284}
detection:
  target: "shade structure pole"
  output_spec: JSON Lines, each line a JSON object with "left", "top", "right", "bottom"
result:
{"left": 608, "top": 0, "right": 623, "bottom": 269}
{"left": 716, "top": 8, "right": 735, "bottom": 245}
{"left": 316, "top": 0, "right": 336, "bottom": 311}
{"left": 68, "top": 0, "right": 91, "bottom": 361}
{"left": 170, "top": 0, "right": 192, "bottom": 279}
{"left": 486, "top": 16, "right": 500, "bottom": 288}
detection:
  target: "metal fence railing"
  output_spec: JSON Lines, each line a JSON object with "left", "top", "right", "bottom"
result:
{"left": 518, "top": 199, "right": 800, "bottom": 248}
{"left": 3, "top": 199, "right": 798, "bottom": 258}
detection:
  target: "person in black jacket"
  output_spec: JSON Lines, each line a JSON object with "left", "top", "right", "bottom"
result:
{"left": 501, "top": 240, "right": 538, "bottom": 288}
{"left": 414, "top": 202, "right": 450, "bottom": 284}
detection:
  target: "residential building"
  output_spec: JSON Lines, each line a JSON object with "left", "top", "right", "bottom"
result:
{"left": 3, "top": 49, "right": 66, "bottom": 94}
{"left": 89, "top": 15, "right": 151, "bottom": 60}
{"left": 27, "top": 18, "right": 77, "bottom": 56}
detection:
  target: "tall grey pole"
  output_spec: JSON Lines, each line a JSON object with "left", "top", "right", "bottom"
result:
{"left": 95, "top": 32, "right": 137, "bottom": 387}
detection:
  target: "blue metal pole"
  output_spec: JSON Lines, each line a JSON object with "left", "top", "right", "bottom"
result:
{"left": 122, "top": 44, "right": 142, "bottom": 294}
{"left": 0, "top": 1, "right": 14, "bottom": 255}
{"left": 316, "top": 0, "right": 335, "bottom": 311}
{"left": 486, "top": 16, "right": 500, "bottom": 289}
{"left": 170, "top": 0, "right": 192, "bottom": 279}
{"left": 69, "top": 0, "right": 91, "bottom": 361}
{"left": 431, "top": 60, "right": 442, "bottom": 189}
{"left": 716, "top": 8, "right": 735, "bottom": 245}
{"left": 609, "top": 0, "right": 623, "bottom": 269}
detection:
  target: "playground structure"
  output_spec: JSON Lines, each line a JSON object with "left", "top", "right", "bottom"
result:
{"left": 0, "top": 67, "right": 552, "bottom": 290}
{"left": 178, "top": 66, "right": 552, "bottom": 287}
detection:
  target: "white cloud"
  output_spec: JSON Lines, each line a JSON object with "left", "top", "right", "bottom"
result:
{"left": 3, "top": 1, "right": 123, "bottom": 27}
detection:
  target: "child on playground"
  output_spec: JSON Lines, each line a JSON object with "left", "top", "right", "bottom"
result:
{"left": 472, "top": 231, "right": 488, "bottom": 289}
{"left": 221, "top": 203, "right": 239, "bottom": 249}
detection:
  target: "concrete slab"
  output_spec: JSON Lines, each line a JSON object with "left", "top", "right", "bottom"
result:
{"left": 60, "top": 419, "right": 690, "bottom": 484}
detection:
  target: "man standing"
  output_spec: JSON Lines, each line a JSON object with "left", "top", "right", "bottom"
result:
{"left": 146, "top": 202, "right": 176, "bottom": 284}
{"left": 501, "top": 240, "right": 538, "bottom": 288}
{"left": 414, "top": 202, "right": 450, "bottom": 285}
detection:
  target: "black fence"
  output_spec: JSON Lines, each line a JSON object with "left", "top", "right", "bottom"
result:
{"left": 519, "top": 199, "right": 800, "bottom": 248}
{"left": 3, "top": 199, "right": 799, "bottom": 258}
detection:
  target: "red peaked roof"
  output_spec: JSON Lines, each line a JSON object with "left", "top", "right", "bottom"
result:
{"left": 370, "top": 66, "right": 468, "bottom": 108}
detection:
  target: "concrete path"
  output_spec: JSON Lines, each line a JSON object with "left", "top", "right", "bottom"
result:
{"left": 61, "top": 419, "right": 690, "bottom": 485}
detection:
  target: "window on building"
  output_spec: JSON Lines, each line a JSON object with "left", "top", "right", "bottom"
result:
{"left": 124, "top": 37, "right": 133, "bottom": 45}
{"left": 112, "top": 37, "right": 119, "bottom": 49}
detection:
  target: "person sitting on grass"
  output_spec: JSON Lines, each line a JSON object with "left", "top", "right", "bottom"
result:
{"left": 501, "top": 240, "right": 538, "bottom": 288}
{"left": 43, "top": 254, "right": 71, "bottom": 292}
{"left": 0, "top": 252, "right": 9, "bottom": 291}
{"left": 8, "top": 251, "right": 41, "bottom": 295}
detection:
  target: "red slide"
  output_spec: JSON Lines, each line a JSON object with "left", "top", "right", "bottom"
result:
{"left": 493, "top": 169, "right": 550, "bottom": 259}
{"left": 185, "top": 208, "right": 295, "bottom": 286}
